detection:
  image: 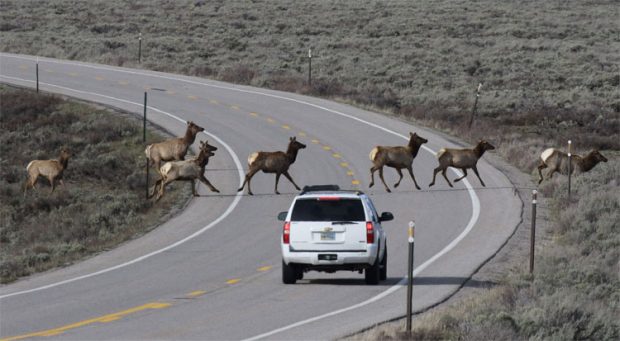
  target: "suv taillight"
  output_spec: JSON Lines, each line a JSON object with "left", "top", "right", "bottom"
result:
{"left": 283, "top": 222, "right": 291, "bottom": 244}
{"left": 366, "top": 221, "right": 374, "bottom": 244}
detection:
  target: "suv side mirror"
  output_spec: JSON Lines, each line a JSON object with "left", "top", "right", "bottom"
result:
{"left": 379, "top": 212, "right": 394, "bottom": 222}
{"left": 277, "top": 211, "right": 288, "bottom": 221}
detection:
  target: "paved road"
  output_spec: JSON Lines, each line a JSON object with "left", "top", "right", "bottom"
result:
{"left": 0, "top": 53, "right": 521, "bottom": 340}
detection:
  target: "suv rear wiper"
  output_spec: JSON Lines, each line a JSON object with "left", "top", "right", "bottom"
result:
{"left": 332, "top": 221, "right": 356, "bottom": 225}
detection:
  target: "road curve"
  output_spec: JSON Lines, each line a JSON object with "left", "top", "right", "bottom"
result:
{"left": 0, "top": 53, "right": 521, "bottom": 340}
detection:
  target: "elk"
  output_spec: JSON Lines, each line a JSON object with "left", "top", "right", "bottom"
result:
{"left": 537, "top": 148, "right": 607, "bottom": 184}
{"left": 369, "top": 132, "right": 428, "bottom": 192}
{"left": 428, "top": 140, "right": 495, "bottom": 188}
{"left": 150, "top": 140, "right": 220, "bottom": 201}
{"left": 145, "top": 121, "right": 204, "bottom": 174}
{"left": 24, "top": 148, "right": 71, "bottom": 194}
{"left": 237, "top": 137, "right": 306, "bottom": 195}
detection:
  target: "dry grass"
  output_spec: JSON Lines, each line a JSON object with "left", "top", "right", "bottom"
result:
{"left": 0, "top": 86, "right": 191, "bottom": 283}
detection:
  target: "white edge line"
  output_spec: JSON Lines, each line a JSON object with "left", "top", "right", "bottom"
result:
{"left": 0, "top": 75, "right": 245, "bottom": 299}
{"left": 0, "top": 57, "right": 481, "bottom": 340}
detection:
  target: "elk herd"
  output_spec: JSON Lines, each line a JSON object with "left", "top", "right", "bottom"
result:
{"left": 24, "top": 121, "right": 609, "bottom": 199}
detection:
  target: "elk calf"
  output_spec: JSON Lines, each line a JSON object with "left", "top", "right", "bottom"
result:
{"left": 429, "top": 140, "right": 495, "bottom": 188}
{"left": 24, "top": 148, "right": 71, "bottom": 194}
{"left": 145, "top": 121, "right": 204, "bottom": 174}
{"left": 151, "top": 140, "right": 220, "bottom": 201}
{"left": 237, "top": 137, "right": 306, "bottom": 195}
{"left": 369, "top": 132, "right": 428, "bottom": 192}
{"left": 537, "top": 148, "right": 607, "bottom": 184}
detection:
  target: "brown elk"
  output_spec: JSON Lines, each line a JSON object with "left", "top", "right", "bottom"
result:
{"left": 24, "top": 148, "right": 71, "bottom": 194}
{"left": 150, "top": 140, "right": 220, "bottom": 201}
{"left": 145, "top": 121, "right": 204, "bottom": 174}
{"left": 369, "top": 132, "right": 428, "bottom": 192}
{"left": 537, "top": 148, "right": 607, "bottom": 184}
{"left": 428, "top": 140, "right": 495, "bottom": 188}
{"left": 237, "top": 137, "right": 306, "bottom": 195}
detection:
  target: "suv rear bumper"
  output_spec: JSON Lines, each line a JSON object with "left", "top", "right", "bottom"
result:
{"left": 282, "top": 244, "right": 378, "bottom": 266}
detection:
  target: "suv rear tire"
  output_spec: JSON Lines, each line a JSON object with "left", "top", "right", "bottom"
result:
{"left": 365, "top": 256, "right": 381, "bottom": 285}
{"left": 380, "top": 248, "right": 387, "bottom": 281}
{"left": 282, "top": 260, "right": 297, "bottom": 284}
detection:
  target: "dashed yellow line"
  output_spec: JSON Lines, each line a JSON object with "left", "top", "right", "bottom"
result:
{"left": 257, "top": 266, "right": 272, "bottom": 272}
{"left": 231, "top": 105, "right": 240, "bottom": 110}
{"left": 95, "top": 76, "right": 105, "bottom": 81}
{"left": 249, "top": 112, "right": 259, "bottom": 117}
{"left": 209, "top": 99, "right": 219, "bottom": 105}
{"left": 351, "top": 180, "right": 361, "bottom": 185}
{"left": 298, "top": 132, "right": 307, "bottom": 137}
{"left": 118, "top": 80, "right": 129, "bottom": 85}
{"left": 266, "top": 118, "right": 275, "bottom": 123}
{"left": 187, "top": 95, "right": 198, "bottom": 100}
{"left": 226, "top": 279, "right": 240, "bottom": 285}
{"left": 187, "top": 290, "right": 207, "bottom": 297}
{"left": 312, "top": 139, "right": 320, "bottom": 144}
{"left": 0, "top": 302, "right": 171, "bottom": 341}
{"left": 332, "top": 153, "right": 342, "bottom": 159}
{"left": 339, "top": 162, "right": 349, "bottom": 168}
{"left": 322, "top": 146, "right": 332, "bottom": 151}
{"left": 281, "top": 125, "right": 291, "bottom": 130}
{"left": 347, "top": 171, "right": 354, "bottom": 176}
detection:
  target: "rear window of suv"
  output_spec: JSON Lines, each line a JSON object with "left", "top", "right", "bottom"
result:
{"left": 291, "top": 198, "right": 365, "bottom": 222}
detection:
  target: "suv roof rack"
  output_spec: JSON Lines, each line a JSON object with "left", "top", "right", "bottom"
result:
{"left": 300, "top": 184, "right": 365, "bottom": 195}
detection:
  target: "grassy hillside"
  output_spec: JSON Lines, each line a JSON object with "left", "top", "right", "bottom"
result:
{"left": 0, "top": 86, "right": 190, "bottom": 283}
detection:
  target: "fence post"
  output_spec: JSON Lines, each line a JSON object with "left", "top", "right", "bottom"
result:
{"left": 406, "top": 220, "right": 415, "bottom": 333}
{"left": 36, "top": 57, "right": 39, "bottom": 93}
{"left": 138, "top": 32, "right": 142, "bottom": 63}
{"left": 468, "top": 83, "right": 482, "bottom": 129}
{"left": 567, "top": 140, "right": 572, "bottom": 202}
{"left": 529, "top": 190, "right": 537, "bottom": 273}
{"left": 308, "top": 49, "right": 312, "bottom": 86}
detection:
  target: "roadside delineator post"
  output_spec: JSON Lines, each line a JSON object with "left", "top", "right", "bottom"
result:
{"left": 529, "top": 190, "right": 537, "bottom": 274}
{"left": 144, "top": 91, "right": 149, "bottom": 199}
{"left": 567, "top": 140, "right": 572, "bottom": 202}
{"left": 468, "top": 83, "right": 482, "bottom": 129}
{"left": 36, "top": 57, "right": 39, "bottom": 93}
{"left": 308, "top": 49, "right": 312, "bottom": 87}
{"left": 406, "top": 220, "right": 415, "bottom": 333}
{"left": 138, "top": 32, "right": 142, "bottom": 63}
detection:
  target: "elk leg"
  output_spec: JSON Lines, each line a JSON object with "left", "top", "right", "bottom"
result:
{"left": 546, "top": 167, "right": 558, "bottom": 181}
{"left": 394, "top": 168, "right": 404, "bottom": 188}
{"left": 199, "top": 175, "right": 220, "bottom": 193}
{"left": 274, "top": 173, "right": 281, "bottom": 195}
{"left": 406, "top": 165, "right": 421, "bottom": 190}
{"left": 441, "top": 169, "right": 453, "bottom": 187}
{"left": 378, "top": 167, "right": 391, "bottom": 193}
{"left": 156, "top": 179, "right": 169, "bottom": 202}
{"left": 283, "top": 171, "right": 301, "bottom": 191}
{"left": 191, "top": 179, "right": 198, "bottom": 196}
{"left": 429, "top": 167, "right": 441, "bottom": 187}
{"left": 369, "top": 165, "right": 379, "bottom": 188}
{"left": 50, "top": 177, "right": 56, "bottom": 193}
{"left": 472, "top": 165, "right": 485, "bottom": 187}
{"left": 238, "top": 168, "right": 259, "bottom": 195}
{"left": 537, "top": 162, "right": 548, "bottom": 184}
{"left": 454, "top": 168, "right": 468, "bottom": 182}
{"left": 149, "top": 178, "right": 163, "bottom": 199}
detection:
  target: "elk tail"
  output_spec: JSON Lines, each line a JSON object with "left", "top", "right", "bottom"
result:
{"left": 540, "top": 148, "right": 555, "bottom": 163}
{"left": 248, "top": 152, "right": 259, "bottom": 166}
{"left": 369, "top": 147, "right": 379, "bottom": 162}
{"left": 436, "top": 148, "right": 447, "bottom": 159}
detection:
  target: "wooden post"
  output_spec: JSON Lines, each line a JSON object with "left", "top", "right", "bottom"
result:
{"left": 406, "top": 220, "right": 415, "bottom": 333}
{"left": 468, "top": 83, "right": 482, "bottom": 129}
{"left": 308, "top": 49, "right": 312, "bottom": 86}
{"left": 529, "top": 190, "right": 537, "bottom": 273}
{"left": 567, "top": 140, "right": 572, "bottom": 202}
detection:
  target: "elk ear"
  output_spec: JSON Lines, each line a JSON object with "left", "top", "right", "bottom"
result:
{"left": 409, "top": 132, "right": 414, "bottom": 137}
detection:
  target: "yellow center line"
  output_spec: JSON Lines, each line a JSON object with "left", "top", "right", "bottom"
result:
{"left": 347, "top": 171, "right": 354, "bottom": 176}
{"left": 332, "top": 153, "right": 342, "bottom": 159}
{"left": 339, "top": 162, "right": 349, "bottom": 168}
{"left": 323, "top": 146, "right": 332, "bottom": 151}
{"left": 166, "top": 90, "right": 176, "bottom": 95}
{"left": 187, "top": 95, "right": 198, "bottom": 100}
{"left": 281, "top": 125, "right": 291, "bottom": 130}
{"left": 226, "top": 279, "right": 240, "bottom": 285}
{"left": 257, "top": 266, "right": 272, "bottom": 272}
{"left": 0, "top": 302, "right": 171, "bottom": 341}
{"left": 209, "top": 99, "right": 219, "bottom": 105}
{"left": 187, "top": 290, "right": 207, "bottom": 297}
{"left": 351, "top": 180, "right": 361, "bottom": 185}
{"left": 95, "top": 76, "right": 105, "bottom": 81}
{"left": 266, "top": 118, "right": 275, "bottom": 123}
{"left": 249, "top": 112, "right": 259, "bottom": 117}
{"left": 312, "top": 139, "right": 320, "bottom": 144}
{"left": 118, "top": 80, "right": 129, "bottom": 85}
{"left": 44, "top": 69, "right": 54, "bottom": 73}
{"left": 231, "top": 105, "right": 240, "bottom": 110}
{"left": 298, "top": 132, "right": 307, "bottom": 137}
{"left": 68, "top": 72, "right": 78, "bottom": 77}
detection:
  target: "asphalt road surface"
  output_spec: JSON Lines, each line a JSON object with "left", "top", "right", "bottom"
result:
{"left": 0, "top": 53, "right": 521, "bottom": 340}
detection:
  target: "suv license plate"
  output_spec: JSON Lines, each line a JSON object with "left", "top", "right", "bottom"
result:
{"left": 319, "top": 254, "right": 337, "bottom": 261}
{"left": 320, "top": 232, "right": 336, "bottom": 241}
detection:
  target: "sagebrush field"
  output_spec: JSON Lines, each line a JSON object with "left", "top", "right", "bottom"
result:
{"left": 0, "top": 86, "right": 189, "bottom": 283}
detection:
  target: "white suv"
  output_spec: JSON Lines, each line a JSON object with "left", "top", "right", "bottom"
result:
{"left": 277, "top": 185, "right": 393, "bottom": 284}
